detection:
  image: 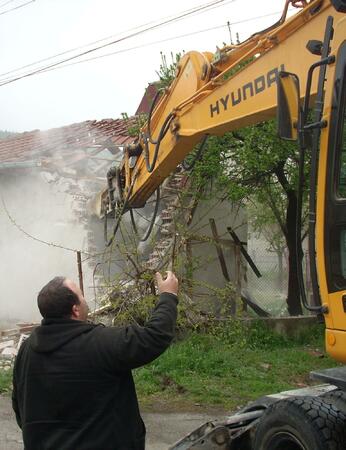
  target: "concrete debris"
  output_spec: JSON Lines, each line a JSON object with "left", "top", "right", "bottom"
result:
{"left": 40, "top": 171, "right": 59, "bottom": 183}
{"left": 0, "top": 340, "right": 15, "bottom": 351}
{"left": 0, "top": 323, "right": 38, "bottom": 339}
{"left": 0, "top": 323, "right": 38, "bottom": 366}
{"left": 1, "top": 347, "right": 17, "bottom": 359}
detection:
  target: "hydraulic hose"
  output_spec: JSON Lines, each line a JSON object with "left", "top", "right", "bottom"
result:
{"left": 182, "top": 135, "right": 208, "bottom": 171}
{"left": 143, "top": 112, "right": 174, "bottom": 173}
{"left": 104, "top": 171, "right": 138, "bottom": 247}
{"left": 147, "top": 88, "right": 166, "bottom": 145}
{"left": 130, "top": 187, "right": 161, "bottom": 242}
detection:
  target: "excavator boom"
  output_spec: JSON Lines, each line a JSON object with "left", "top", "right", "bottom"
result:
{"left": 115, "top": 0, "right": 340, "bottom": 208}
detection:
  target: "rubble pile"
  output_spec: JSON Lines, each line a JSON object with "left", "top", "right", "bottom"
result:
{"left": 0, "top": 323, "right": 38, "bottom": 370}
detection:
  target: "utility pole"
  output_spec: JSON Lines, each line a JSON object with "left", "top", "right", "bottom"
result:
{"left": 227, "top": 21, "right": 233, "bottom": 44}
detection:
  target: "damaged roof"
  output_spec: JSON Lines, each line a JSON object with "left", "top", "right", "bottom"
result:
{"left": 0, "top": 118, "right": 137, "bottom": 164}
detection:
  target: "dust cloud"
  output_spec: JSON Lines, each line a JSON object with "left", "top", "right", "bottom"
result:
{"left": 0, "top": 170, "right": 92, "bottom": 327}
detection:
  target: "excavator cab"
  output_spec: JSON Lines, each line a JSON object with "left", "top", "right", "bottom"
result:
{"left": 277, "top": 12, "right": 346, "bottom": 368}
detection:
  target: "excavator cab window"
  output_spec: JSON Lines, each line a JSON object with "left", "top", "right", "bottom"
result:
{"left": 336, "top": 71, "right": 346, "bottom": 277}
{"left": 325, "top": 42, "right": 346, "bottom": 291}
{"left": 337, "top": 89, "right": 346, "bottom": 198}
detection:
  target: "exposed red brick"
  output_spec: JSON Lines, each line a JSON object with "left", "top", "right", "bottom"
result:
{"left": 135, "top": 83, "right": 159, "bottom": 115}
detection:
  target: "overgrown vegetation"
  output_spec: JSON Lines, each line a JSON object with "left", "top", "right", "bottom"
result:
{"left": 156, "top": 52, "right": 182, "bottom": 89}
{"left": 0, "top": 369, "right": 12, "bottom": 394}
{"left": 121, "top": 112, "right": 148, "bottom": 137}
{"left": 103, "top": 265, "right": 240, "bottom": 332}
{"left": 134, "top": 321, "right": 337, "bottom": 411}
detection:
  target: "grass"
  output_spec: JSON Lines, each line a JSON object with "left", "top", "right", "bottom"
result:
{"left": 0, "top": 321, "right": 338, "bottom": 412}
{"left": 0, "top": 369, "right": 12, "bottom": 395}
{"left": 134, "top": 321, "right": 339, "bottom": 411}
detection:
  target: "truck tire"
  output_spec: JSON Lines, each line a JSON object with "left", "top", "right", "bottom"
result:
{"left": 253, "top": 396, "right": 346, "bottom": 450}
{"left": 322, "top": 390, "right": 346, "bottom": 414}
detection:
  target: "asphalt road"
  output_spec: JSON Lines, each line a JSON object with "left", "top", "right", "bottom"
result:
{"left": 0, "top": 395, "right": 226, "bottom": 450}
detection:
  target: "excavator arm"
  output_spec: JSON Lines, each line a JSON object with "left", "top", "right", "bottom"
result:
{"left": 104, "top": 0, "right": 342, "bottom": 210}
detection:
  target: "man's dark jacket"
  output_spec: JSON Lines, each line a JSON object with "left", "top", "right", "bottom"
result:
{"left": 12, "top": 292, "right": 178, "bottom": 450}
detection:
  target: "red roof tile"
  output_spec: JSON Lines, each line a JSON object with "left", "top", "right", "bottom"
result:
{"left": 0, "top": 118, "right": 137, "bottom": 164}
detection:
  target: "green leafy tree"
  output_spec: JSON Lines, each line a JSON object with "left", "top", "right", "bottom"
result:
{"left": 191, "top": 120, "right": 309, "bottom": 316}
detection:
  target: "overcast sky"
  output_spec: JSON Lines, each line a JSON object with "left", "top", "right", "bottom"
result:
{"left": 0, "top": 0, "right": 293, "bottom": 132}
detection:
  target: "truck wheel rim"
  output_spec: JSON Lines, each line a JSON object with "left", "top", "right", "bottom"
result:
{"left": 266, "top": 431, "right": 307, "bottom": 450}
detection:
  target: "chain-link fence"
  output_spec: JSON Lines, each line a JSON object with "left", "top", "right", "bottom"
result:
{"left": 246, "top": 234, "right": 310, "bottom": 316}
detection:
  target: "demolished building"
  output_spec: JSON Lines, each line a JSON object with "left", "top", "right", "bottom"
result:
{"left": 0, "top": 111, "right": 272, "bottom": 330}
{"left": 0, "top": 118, "right": 136, "bottom": 324}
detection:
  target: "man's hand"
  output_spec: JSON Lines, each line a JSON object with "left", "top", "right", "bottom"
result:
{"left": 155, "top": 271, "right": 178, "bottom": 296}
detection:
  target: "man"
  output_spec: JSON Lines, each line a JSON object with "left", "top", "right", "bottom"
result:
{"left": 12, "top": 271, "right": 178, "bottom": 450}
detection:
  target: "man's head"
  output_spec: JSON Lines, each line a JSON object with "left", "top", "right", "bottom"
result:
{"left": 37, "top": 276, "right": 89, "bottom": 321}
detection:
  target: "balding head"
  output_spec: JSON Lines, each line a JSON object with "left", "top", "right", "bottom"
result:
{"left": 37, "top": 276, "right": 88, "bottom": 320}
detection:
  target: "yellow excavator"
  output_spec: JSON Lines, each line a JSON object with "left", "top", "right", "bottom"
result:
{"left": 101, "top": 0, "right": 346, "bottom": 448}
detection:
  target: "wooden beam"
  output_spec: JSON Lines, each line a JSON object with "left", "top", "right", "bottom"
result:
{"left": 241, "top": 290, "right": 270, "bottom": 317}
{"left": 209, "top": 218, "right": 236, "bottom": 315}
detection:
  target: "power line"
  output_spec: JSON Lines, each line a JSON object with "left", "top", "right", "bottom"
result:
{"left": 0, "top": 0, "right": 232, "bottom": 79}
{"left": 0, "top": 9, "right": 286, "bottom": 84}
{"left": 0, "top": 0, "right": 35, "bottom": 16}
{"left": 0, "top": 192, "right": 94, "bottom": 256}
{"left": 0, "top": 20, "right": 157, "bottom": 78}
{"left": 35, "top": 10, "right": 286, "bottom": 76}
{"left": 0, "top": 0, "right": 19, "bottom": 9}
{"left": 0, "top": 0, "right": 236, "bottom": 85}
